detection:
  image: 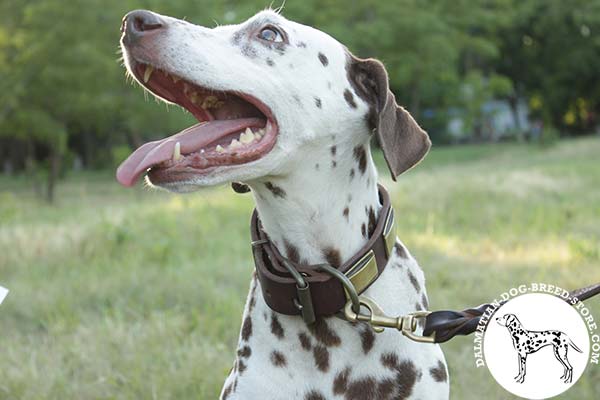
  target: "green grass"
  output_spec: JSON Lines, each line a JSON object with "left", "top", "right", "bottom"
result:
{"left": 1, "top": 138, "right": 600, "bottom": 399}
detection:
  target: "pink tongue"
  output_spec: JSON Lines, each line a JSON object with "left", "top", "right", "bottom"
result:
{"left": 116, "top": 118, "right": 264, "bottom": 187}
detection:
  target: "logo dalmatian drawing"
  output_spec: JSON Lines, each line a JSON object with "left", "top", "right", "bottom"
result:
{"left": 483, "top": 291, "right": 592, "bottom": 399}
{"left": 496, "top": 313, "right": 583, "bottom": 384}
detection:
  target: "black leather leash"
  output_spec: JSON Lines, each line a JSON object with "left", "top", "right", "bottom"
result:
{"left": 422, "top": 282, "right": 600, "bottom": 343}
{"left": 341, "top": 282, "right": 600, "bottom": 344}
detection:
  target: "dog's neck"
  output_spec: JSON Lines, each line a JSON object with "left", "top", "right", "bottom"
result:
{"left": 249, "top": 138, "right": 381, "bottom": 267}
{"left": 224, "top": 141, "right": 447, "bottom": 400}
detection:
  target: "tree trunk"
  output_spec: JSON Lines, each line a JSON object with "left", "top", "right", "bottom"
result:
{"left": 127, "top": 131, "right": 144, "bottom": 149}
{"left": 82, "top": 130, "right": 93, "bottom": 168}
{"left": 508, "top": 94, "right": 524, "bottom": 142}
{"left": 409, "top": 77, "right": 422, "bottom": 118}
{"left": 25, "top": 138, "right": 42, "bottom": 198}
{"left": 46, "top": 148, "right": 60, "bottom": 204}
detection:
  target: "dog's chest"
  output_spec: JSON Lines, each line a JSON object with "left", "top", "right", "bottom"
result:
{"left": 220, "top": 241, "right": 449, "bottom": 400}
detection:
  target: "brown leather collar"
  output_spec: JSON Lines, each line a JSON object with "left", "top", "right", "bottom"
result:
{"left": 250, "top": 184, "right": 396, "bottom": 324}
{"left": 249, "top": 185, "right": 600, "bottom": 343}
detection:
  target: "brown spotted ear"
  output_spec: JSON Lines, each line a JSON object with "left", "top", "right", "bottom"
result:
{"left": 347, "top": 54, "right": 431, "bottom": 181}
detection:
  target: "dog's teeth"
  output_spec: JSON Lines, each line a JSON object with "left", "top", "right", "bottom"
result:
{"left": 240, "top": 134, "right": 253, "bottom": 144}
{"left": 240, "top": 128, "right": 254, "bottom": 144}
{"left": 172, "top": 142, "right": 182, "bottom": 162}
{"left": 230, "top": 139, "right": 242, "bottom": 149}
{"left": 216, "top": 145, "right": 224, "bottom": 153}
{"left": 143, "top": 65, "right": 154, "bottom": 83}
{"left": 202, "top": 96, "right": 219, "bottom": 109}
{"left": 172, "top": 75, "right": 181, "bottom": 83}
{"left": 189, "top": 92, "right": 199, "bottom": 104}
{"left": 183, "top": 83, "right": 191, "bottom": 96}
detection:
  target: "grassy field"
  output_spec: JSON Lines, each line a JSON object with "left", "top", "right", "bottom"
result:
{"left": 1, "top": 138, "right": 599, "bottom": 399}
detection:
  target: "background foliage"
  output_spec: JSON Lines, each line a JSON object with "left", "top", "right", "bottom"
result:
{"left": 1, "top": 0, "right": 600, "bottom": 201}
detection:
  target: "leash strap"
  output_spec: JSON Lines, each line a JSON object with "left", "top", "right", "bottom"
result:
{"left": 423, "top": 282, "right": 600, "bottom": 343}
{"left": 342, "top": 282, "right": 600, "bottom": 344}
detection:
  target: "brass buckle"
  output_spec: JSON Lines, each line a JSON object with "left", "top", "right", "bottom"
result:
{"left": 343, "top": 296, "right": 436, "bottom": 343}
{"left": 343, "top": 206, "right": 396, "bottom": 298}
{"left": 279, "top": 259, "right": 316, "bottom": 325}
{"left": 346, "top": 250, "right": 377, "bottom": 296}
{"left": 383, "top": 207, "right": 396, "bottom": 258}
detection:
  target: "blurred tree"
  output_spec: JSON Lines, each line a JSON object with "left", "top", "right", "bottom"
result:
{"left": 495, "top": 0, "right": 600, "bottom": 134}
{"left": 0, "top": 0, "right": 197, "bottom": 201}
{"left": 459, "top": 71, "right": 513, "bottom": 140}
{"left": 1, "top": 0, "right": 599, "bottom": 202}
{"left": 284, "top": 0, "right": 515, "bottom": 140}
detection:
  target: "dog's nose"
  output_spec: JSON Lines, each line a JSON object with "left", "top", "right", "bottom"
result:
{"left": 121, "top": 10, "right": 164, "bottom": 45}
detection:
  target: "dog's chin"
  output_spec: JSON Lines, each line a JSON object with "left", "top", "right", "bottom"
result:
{"left": 145, "top": 171, "right": 223, "bottom": 192}
{"left": 146, "top": 178, "right": 202, "bottom": 193}
{"left": 145, "top": 163, "right": 268, "bottom": 193}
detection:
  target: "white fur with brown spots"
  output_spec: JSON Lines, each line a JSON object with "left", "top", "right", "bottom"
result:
{"left": 221, "top": 241, "right": 448, "bottom": 400}
{"left": 119, "top": 8, "right": 448, "bottom": 400}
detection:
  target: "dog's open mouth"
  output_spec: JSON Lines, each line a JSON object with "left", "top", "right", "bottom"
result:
{"left": 116, "top": 63, "right": 277, "bottom": 187}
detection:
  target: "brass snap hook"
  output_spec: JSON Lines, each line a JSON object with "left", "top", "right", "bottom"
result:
{"left": 343, "top": 296, "right": 398, "bottom": 333}
{"left": 343, "top": 296, "right": 436, "bottom": 343}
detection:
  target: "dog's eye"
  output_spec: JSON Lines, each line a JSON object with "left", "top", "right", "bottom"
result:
{"left": 258, "top": 26, "right": 283, "bottom": 42}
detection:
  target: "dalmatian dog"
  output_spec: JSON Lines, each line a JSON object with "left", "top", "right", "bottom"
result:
{"left": 496, "top": 314, "right": 583, "bottom": 384}
{"left": 118, "top": 8, "right": 449, "bottom": 400}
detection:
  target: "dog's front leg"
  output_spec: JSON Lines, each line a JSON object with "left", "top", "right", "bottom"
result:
{"left": 514, "top": 354, "right": 523, "bottom": 381}
{"left": 517, "top": 354, "right": 527, "bottom": 383}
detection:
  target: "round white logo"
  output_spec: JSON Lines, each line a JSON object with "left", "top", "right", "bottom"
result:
{"left": 484, "top": 293, "right": 590, "bottom": 399}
